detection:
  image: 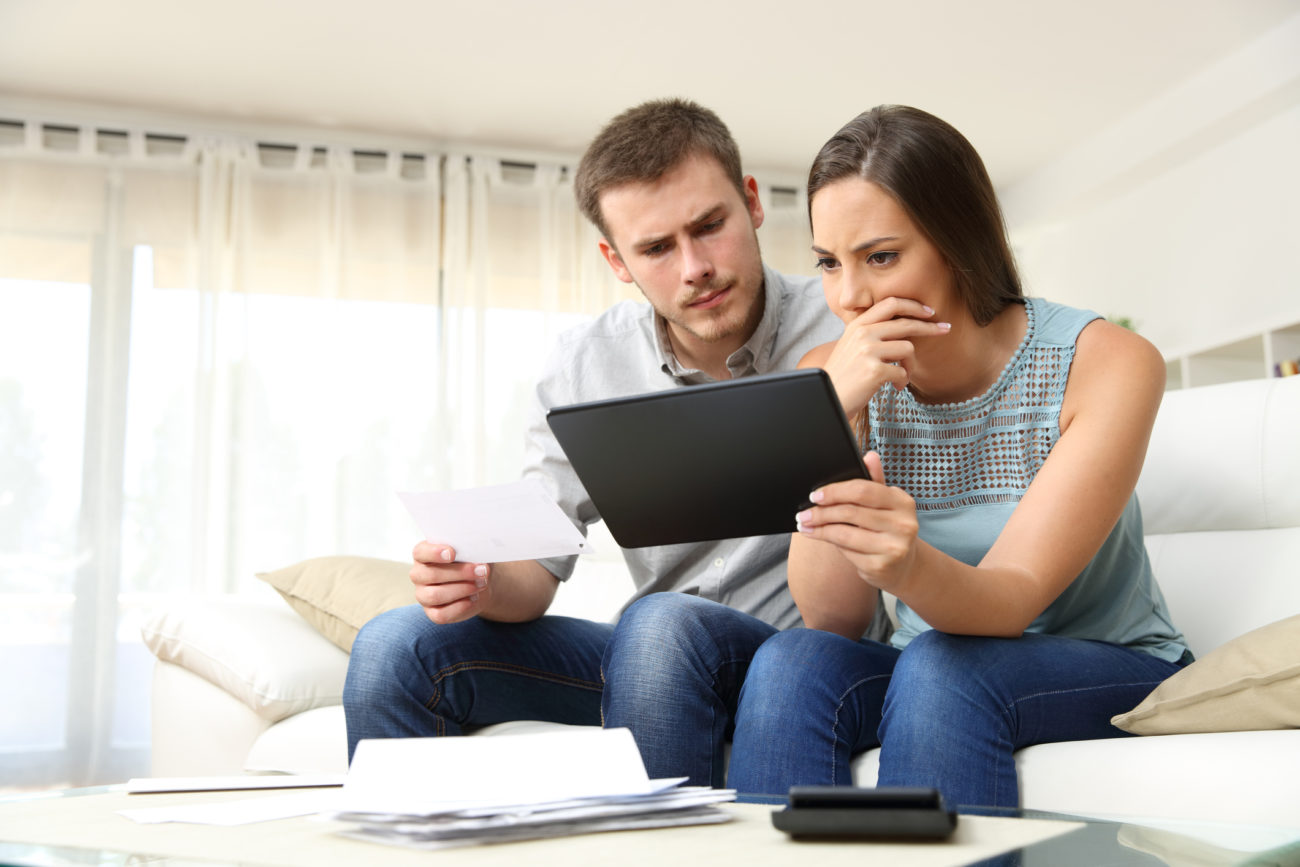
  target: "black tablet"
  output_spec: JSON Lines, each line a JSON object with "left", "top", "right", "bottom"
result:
{"left": 545, "top": 368, "right": 867, "bottom": 549}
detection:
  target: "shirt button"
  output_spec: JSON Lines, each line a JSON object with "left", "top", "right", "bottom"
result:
{"left": 713, "top": 558, "right": 725, "bottom": 568}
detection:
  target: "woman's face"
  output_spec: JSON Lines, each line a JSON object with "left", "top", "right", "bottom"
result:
{"left": 809, "top": 178, "right": 957, "bottom": 326}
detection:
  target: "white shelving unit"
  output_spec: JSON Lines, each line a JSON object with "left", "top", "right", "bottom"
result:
{"left": 1165, "top": 321, "right": 1300, "bottom": 390}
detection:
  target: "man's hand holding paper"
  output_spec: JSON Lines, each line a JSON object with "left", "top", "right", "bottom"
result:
{"left": 399, "top": 479, "right": 592, "bottom": 625}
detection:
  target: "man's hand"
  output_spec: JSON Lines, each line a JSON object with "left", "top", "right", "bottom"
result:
{"left": 409, "top": 542, "right": 561, "bottom": 624}
{"left": 410, "top": 541, "right": 491, "bottom": 624}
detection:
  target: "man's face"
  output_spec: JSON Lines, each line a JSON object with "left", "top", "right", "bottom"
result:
{"left": 597, "top": 154, "right": 766, "bottom": 365}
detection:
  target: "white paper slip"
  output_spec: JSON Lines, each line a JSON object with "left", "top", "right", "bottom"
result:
{"left": 337, "top": 727, "right": 664, "bottom": 818}
{"left": 125, "top": 773, "right": 346, "bottom": 794}
{"left": 397, "top": 478, "right": 592, "bottom": 563}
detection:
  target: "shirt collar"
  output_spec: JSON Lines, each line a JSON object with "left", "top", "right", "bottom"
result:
{"left": 653, "top": 265, "right": 785, "bottom": 383}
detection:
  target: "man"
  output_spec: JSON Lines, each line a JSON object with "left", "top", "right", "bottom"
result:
{"left": 342, "top": 99, "right": 846, "bottom": 775}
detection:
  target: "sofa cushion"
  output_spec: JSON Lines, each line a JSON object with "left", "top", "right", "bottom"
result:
{"left": 141, "top": 594, "right": 349, "bottom": 721}
{"left": 1112, "top": 614, "right": 1300, "bottom": 735}
{"left": 257, "top": 555, "right": 415, "bottom": 652}
{"left": 1014, "top": 730, "right": 1300, "bottom": 830}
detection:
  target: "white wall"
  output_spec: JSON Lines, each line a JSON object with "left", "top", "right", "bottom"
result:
{"left": 1001, "top": 12, "right": 1300, "bottom": 360}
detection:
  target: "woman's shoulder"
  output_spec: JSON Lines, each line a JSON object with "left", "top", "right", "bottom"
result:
{"left": 1075, "top": 317, "right": 1164, "bottom": 375}
{"left": 1064, "top": 318, "right": 1166, "bottom": 426}
{"left": 1029, "top": 297, "right": 1164, "bottom": 388}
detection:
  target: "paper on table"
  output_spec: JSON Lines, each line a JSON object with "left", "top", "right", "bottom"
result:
{"left": 335, "top": 727, "right": 673, "bottom": 818}
{"left": 342, "top": 803, "right": 733, "bottom": 850}
{"left": 397, "top": 478, "right": 591, "bottom": 563}
{"left": 125, "top": 773, "right": 346, "bottom": 794}
{"left": 118, "top": 790, "right": 343, "bottom": 825}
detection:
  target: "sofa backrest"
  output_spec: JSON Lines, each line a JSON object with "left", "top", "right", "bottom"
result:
{"left": 1136, "top": 375, "right": 1300, "bottom": 657}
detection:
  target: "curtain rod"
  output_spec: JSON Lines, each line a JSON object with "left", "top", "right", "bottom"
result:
{"left": 1, "top": 119, "right": 800, "bottom": 192}
{"left": 0, "top": 120, "right": 571, "bottom": 175}
{"left": 0, "top": 119, "right": 438, "bottom": 164}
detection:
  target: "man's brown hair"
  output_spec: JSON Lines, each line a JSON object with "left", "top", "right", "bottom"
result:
{"left": 575, "top": 98, "right": 746, "bottom": 242}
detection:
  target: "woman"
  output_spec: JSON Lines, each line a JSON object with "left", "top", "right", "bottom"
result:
{"left": 724, "top": 106, "right": 1190, "bottom": 807}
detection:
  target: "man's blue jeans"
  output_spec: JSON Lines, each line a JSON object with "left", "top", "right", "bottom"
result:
{"left": 601, "top": 593, "right": 779, "bottom": 788}
{"left": 343, "top": 605, "right": 613, "bottom": 761}
{"left": 727, "top": 627, "right": 1186, "bottom": 807}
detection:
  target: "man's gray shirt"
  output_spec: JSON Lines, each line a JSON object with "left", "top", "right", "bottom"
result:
{"left": 526, "top": 265, "right": 843, "bottom": 630}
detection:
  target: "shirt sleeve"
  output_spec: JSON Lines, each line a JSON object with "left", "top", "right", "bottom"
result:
{"left": 522, "top": 339, "right": 601, "bottom": 582}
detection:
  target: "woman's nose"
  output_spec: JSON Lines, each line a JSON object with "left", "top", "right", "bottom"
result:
{"left": 838, "top": 273, "right": 871, "bottom": 313}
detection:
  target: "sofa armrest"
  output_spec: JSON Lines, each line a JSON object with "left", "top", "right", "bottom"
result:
{"left": 141, "top": 593, "right": 349, "bottom": 722}
{"left": 150, "top": 659, "right": 272, "bottom": 776}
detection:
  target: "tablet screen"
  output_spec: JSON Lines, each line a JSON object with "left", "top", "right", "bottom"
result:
{"left": 546, "top": 368, "right": 867, "bottom": 548}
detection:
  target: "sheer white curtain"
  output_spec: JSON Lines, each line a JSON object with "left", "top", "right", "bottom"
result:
{"left": 437, "top": 155, "right": 636, "bottom": 491}
{"left": 0, "top": 116, "right": 627, "bottom": 788}
{"left": 0, "top": 112, "right": 813, "bottom": 789}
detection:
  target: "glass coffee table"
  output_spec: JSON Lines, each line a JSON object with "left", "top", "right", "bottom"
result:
{"left": 1, "top": 785, "right": 1298, "bottom": 866}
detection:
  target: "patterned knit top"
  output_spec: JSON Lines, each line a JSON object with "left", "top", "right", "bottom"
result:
{"left": 868, "top": 297, "right": 1188, "bottom": 661}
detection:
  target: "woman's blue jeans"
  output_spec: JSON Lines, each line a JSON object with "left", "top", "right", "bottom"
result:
{"left": 343, "top": 604, "right": 613, "bottom": 761}
{"left": 727, "top": 626, "right": 1186, "bottom": 807}
{"left": 601, "top": 593, "right": 1184, "bottom": 808}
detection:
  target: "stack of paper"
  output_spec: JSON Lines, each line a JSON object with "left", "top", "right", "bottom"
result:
{"left": 328, "top": 728, "right": 735, "bottom": 849}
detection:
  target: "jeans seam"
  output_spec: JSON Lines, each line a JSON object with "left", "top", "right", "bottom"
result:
{"left": 832, "top": 673, "right": 891, "bottom": 784}
{"left": 1004, "top": 678, "right": 1168, "bottom": 710}
{"left": 424, "top": 661, "right": 604, "bottom": 714}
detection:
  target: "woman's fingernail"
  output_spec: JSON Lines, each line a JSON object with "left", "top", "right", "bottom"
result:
{"left": 475, "top": 578, "right": 487, "bottom": 589}
{"left": 923, "top": 305, "right": 934, "bottom": 315}
{"left": 796, "top": 510, "right": 812, "bottom": 523}
{"left": 441, "top": 549, "right": 453, "bottom": 562}
{"left": 474, "top": 564, "right": 487, "bottom": 577}
{"left": 937, "top": 321, "right": 952, "bottom": 332}
{"left": 810, "top": 490, "right": 824, "bottom": 503}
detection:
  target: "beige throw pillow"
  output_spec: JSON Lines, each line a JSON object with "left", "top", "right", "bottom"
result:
{"left": 1112, "top": 614, "right": 1300, "bottom": 735}
{"left": 257, "top": 555, "right": 416, "bottom": 652}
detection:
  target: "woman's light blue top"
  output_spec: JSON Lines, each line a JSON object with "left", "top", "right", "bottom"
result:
{"left": 867, "top": 298, "right": 1188, "bottom": 662}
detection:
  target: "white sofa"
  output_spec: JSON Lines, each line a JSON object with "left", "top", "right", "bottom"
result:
{"left": 143, "top": 375, "right": 1300, "bottom": 829}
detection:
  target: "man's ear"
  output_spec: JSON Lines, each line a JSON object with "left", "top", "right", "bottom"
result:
{"left": 598, "top": 238, "right": 635, "bottom": 284}
{"left": 743, "top": 175, "right": 765, "bottom": 232}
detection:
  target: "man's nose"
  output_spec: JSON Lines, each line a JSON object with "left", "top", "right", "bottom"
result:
{"left": 681, "top": 238, "right": 714, "bottom": 285}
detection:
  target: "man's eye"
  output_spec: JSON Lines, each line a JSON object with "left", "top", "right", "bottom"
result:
{"left": 868, "top": 251, "right": 898, "bottom": 266}
{"left": 644, "top": 244, "right": 668, "bottom": 257}
{"left": 698, "top": 220, "right": 723, "bottom": 234}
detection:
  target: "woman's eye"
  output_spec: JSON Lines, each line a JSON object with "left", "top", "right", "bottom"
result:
{"left": 815, "top": 256, "right": 838, "bottom": 271}
{"left": 868, "top": 251, "right": 898, "bottom": 266}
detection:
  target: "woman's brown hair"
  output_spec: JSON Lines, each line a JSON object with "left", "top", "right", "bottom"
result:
{"left": 807, "top": 105, "right": 1022, "bottom": 325}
